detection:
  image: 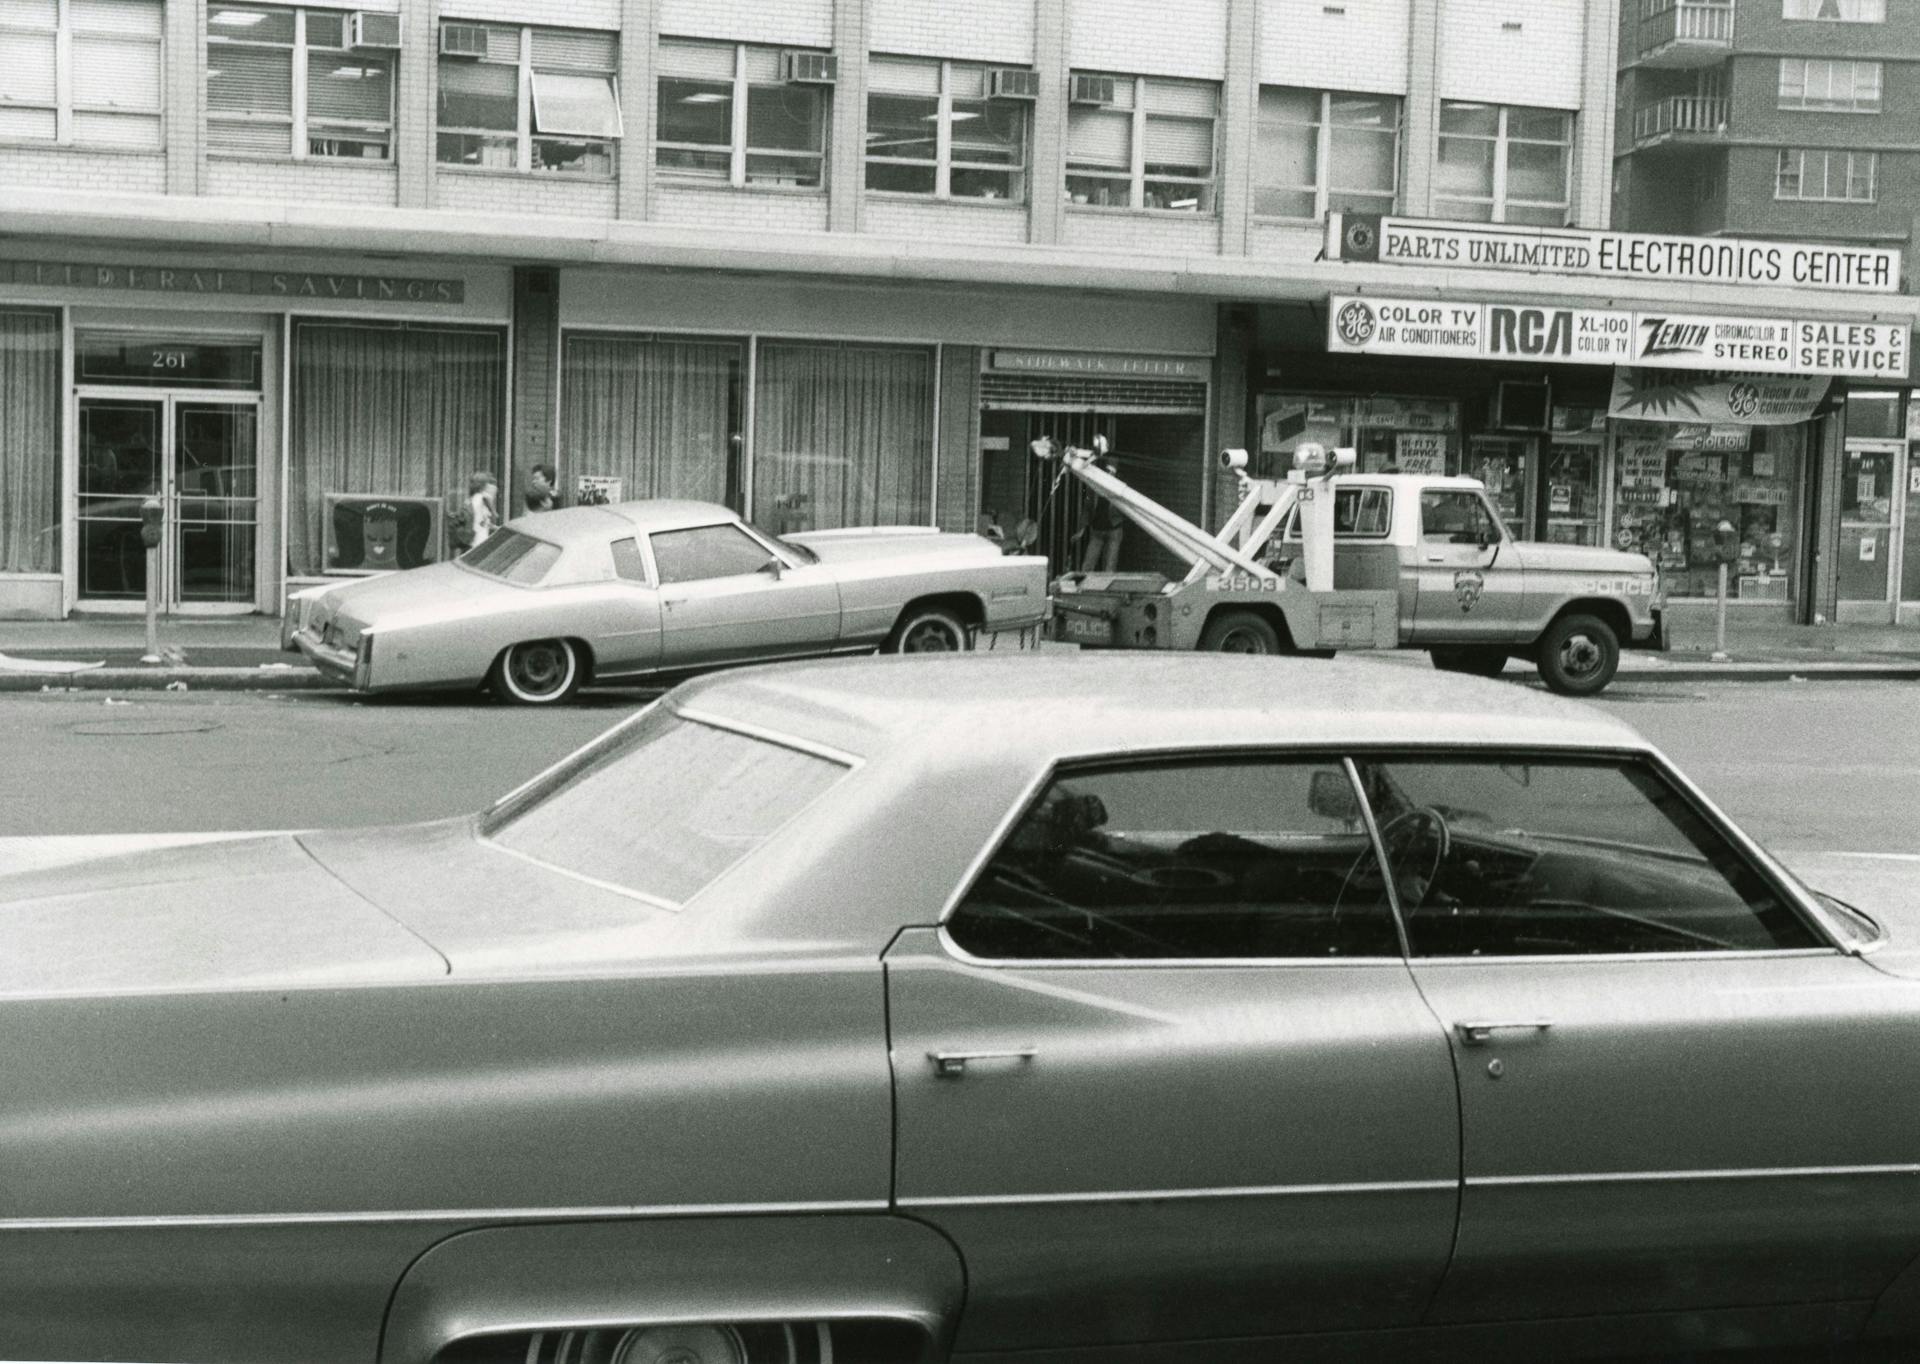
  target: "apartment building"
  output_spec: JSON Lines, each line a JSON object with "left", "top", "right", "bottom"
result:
{"left": 1614, "top": 0, "right": 1920, "bottom": 619}
{"left": 0, "top": 0, "right": 1911, "bottom": 629}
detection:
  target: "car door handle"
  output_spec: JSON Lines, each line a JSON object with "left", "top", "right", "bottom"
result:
{"left": 928, "top": 1048, "right": 1037, "bottom": 1078}
{"left": 663, "top": 596, "right": 687, "bottom": 607}
{"left": 1454, "top": 1020, "right": 1554, "bottom": 1046}
{"left": 1425, "top": 554, "right": 1447, "bottom": 563}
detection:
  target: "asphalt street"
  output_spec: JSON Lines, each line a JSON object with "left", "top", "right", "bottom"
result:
{"left": 0, "top": 676, "right": 1915, "bottom": 855}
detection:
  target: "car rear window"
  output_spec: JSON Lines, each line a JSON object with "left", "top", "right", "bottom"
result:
{"left": 486, "top": 709, "right": 848, "bottom": 905}
{"left": 462, "top": 530, "right": 562, "bottom": 585}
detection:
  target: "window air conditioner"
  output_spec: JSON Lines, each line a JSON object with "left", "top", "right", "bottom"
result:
{"left": 438, "top": 22, "right": 489, "bottom": 59}
{"left": 1490, "top": 380, "right": 1552, "bottom": 432}
{"left": 324, "top": 495, "right": 444, "bottom": 574}
{"left": 782, "top": 51, "right": 838, "bottom": 84}
{"left": 1069, "top": 74, "right": 1118, "bottom": 106}
{"left": 988, "top": 68, "right": 1039, "bottom": 101}
{"left": 349, "top": 11, "right": 402, "bottom": 49}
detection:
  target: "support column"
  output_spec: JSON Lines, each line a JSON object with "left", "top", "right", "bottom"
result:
{"left": 1575, "top": 0, "right": 1621, "bottom": 227}
{"left": 166, "top": 0, "right": 203, "bottom": 193}
{"left": 511, "top": 267, "right": 561, "bottom": 504}
{"left": 396, "top": 0, "right": 438, "bottom": 208}
{"left": 1028, "top": 0, "right": 1067, "bottom": 245}
{"left": 827, "top": 0, "right": 869, "bottom": 232}
{"left": 1401, "top": 0, "right": 1441, "bottom": 217}
{"left": 617, "top": 0, "right": 656, "bottom": 219}
{"left": 1217, "top": 0, "right": 1258, "bottom": 255}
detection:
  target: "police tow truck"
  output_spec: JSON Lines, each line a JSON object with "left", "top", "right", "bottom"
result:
{"left": 1035, "top": 436, "right": 1667, "bottom": 696}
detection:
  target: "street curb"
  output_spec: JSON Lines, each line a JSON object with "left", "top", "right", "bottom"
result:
{"left": 0, "top": 666, "right": 335, "bottom": 693}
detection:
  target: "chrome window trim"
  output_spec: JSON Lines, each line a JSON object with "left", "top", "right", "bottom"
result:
{"left": 1410, "top": 946, "right": 1842, "bottom": 966}
{"left": 0, "top": 1198, "right": 887, "bottom": 1233}
{"left": 900, "top": 1179, "right": 1454, "bottom": 1210}
{"left": 672, "top": 705, "right": 864, "bottom": 768}
{"left": 935, "top": 923, "right": 1413, "bottom": 970}
{"left": 1471, "top": 1163, "right": 1920, "bottom": 1188}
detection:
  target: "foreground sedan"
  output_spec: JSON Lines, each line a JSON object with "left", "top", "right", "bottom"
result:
{"left": 289, "top": 499, "right": 1049, "bottom": 702}
{"left": 4, "top": 654, "right": 1919, "bottom": 1364}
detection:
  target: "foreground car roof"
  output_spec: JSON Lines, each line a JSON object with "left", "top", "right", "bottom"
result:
{"left": 669, "top": 652, "right": 1648, "bottom": 764}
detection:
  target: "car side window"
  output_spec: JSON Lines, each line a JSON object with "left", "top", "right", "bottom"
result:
{"left": 947, "top": 757, "right": 1400, "bottom": 960}
{"left": 651, "top": 524, "right": 773, "bottom": 585}
{"left": 610, "top": 537, "right": 649, "bottom": 583}
{"left": 1351, "top": 755, "right": 1823, "bottom": 957}
{"left": 1420, "top": 491, "right": 1498, "bottom": 545}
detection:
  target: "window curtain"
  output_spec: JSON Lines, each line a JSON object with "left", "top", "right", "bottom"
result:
{"left": 289, "top": 323, "right": 505, "bottom": 575}
{"left": 0, "top": 310, "right": 60, "bottom": 573}
{"left": 752, "top": 341, "right": 933, "bottom": 533}
{"left": 561, "top": 334, "right": 740, "bottom": 504}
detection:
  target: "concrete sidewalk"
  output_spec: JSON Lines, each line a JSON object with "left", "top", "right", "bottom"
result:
{"left": 0, "top": 610, "right": 1917, "bottom": 690}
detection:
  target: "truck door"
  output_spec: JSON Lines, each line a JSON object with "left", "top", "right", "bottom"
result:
{"left": 1411, "top": 488, "right": 1524, "bottom": 642}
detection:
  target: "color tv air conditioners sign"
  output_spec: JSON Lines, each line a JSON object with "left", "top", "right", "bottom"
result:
{"left": 1328, "top": 215, "right": 1902, "bottom": 295}
{"left": 1326, "top": 296, "right": 1910, "bottom": 380}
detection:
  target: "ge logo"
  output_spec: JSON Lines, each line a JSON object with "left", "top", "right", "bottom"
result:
{"left": 1336, "top": 301, "right": 1377, "bottom": 347}
{"left": 1727, "top": 382, "right": 1761, "bottom": 419}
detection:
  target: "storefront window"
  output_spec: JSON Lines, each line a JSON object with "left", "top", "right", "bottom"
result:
{"left": 752, "top": 342, "right": 933, "bottom": 533}
{"left": 560, "top": 334, "right": 744, "bottom": 511}
{"left": 1257, "top": 393, "right": 1459, "bottom": 475}
{"left": 288, "top": 322, "right": 506, "bottom": 577}
{"left": 0, "top": 309, "right": 60, "bottom": 573}
{"left": 1609, "top": 422, "right": 1805, "bottom": 601}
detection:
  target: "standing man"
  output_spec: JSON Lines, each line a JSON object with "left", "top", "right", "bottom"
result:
{"left": 1080, "top": 451, "right": 1125, "bottom": 573}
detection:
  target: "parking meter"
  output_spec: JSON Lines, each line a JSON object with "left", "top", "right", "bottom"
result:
{"left": 1712, "top": 519, "right": 1740, "bottom": 563}
{"left": 140, "top": 498, "right": 164, "bottom": 549}
{"left": 139, "top": 497, "right": 164, "bottom": 663}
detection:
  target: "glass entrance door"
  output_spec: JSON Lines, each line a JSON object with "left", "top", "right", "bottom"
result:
{"left": 76, "top": 395, "right": 259, "bottom": 610}
{"left": 1837, "top": 440, "right": 1901, "bottom": 623}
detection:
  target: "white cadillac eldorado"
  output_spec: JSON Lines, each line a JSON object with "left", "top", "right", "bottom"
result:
{"left": 289, "top": 500, "right": 1050, "bottom": 702}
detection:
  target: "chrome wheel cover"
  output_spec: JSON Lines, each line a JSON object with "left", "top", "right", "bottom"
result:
{"left": 901, "top": 617, "right": 963, "bottom": 652}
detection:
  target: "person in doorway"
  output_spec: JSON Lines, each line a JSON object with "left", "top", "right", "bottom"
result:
{"left": 1079, "top": 455, "right": 1125, "bottom": 573}
{"left": 524, "top": 462, "right": 558, "bottom": 514}
{"left": 468, "top": 471, "right": 499, "bottom": 547}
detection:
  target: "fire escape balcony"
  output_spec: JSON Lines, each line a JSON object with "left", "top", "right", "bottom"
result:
{"left": 1638, "top": 0, "right": 1734, "bottom": 68}
{"left": 1632, "top": 95, "right": 1730, "bottom": 147}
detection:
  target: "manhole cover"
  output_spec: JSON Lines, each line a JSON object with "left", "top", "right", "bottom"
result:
{"left": 70, "top": 717, "right": 225, "bottom": 737}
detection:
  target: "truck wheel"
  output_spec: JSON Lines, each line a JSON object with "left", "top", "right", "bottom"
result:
{"left": 1431, "top": 646, "right": 1508, "bottom": 678}
{"left": 1536, "top": 614, "right": 1619, "bottom": 696}
{"left": 1199, "top": 610, "right": 1281, "bottom": 655}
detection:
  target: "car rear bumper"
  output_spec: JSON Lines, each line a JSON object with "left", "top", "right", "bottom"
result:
{"left": 292, "top": 629, "right": 359, "bottom": 686}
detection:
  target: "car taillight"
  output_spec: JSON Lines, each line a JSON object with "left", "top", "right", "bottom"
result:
{"left": 352, "top": 635, "right": 373, "bottom": 690}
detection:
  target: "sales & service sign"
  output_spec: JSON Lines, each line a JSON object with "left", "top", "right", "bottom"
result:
{"left": 1328, "top": 295, "right": 1908, "bottom": 380}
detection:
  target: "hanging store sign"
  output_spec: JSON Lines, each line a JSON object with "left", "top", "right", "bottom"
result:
{"left": 987, "top": 350, "right": 1211, "bottom": 380}
{"left": 0, "top": 259, "right": 465, "bottom": 303}
{"left": 1328, "top": 296, "right": 1909, "bottom": 379}
{"left": 1328, "top": 214, "right": 1902, "bottom": 295}
{"left": 1607, "top": 370, "right": 1831, "bottom": 426}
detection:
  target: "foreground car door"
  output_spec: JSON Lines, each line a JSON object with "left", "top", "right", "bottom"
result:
{"left": 1359, "top": 753, "right": 1920, "bottom": 1337}
{"left": 649, "top": 522, "right": 841, "bottom": 666}
{"left": 886, "top": 755, "right": 1460, "bottom": 1355}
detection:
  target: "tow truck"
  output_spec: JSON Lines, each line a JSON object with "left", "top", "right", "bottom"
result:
{"left": 1035, "top": 436, "right": 1667, "bottom": 696}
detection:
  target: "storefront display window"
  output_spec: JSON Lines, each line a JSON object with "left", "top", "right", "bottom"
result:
{"left": 1258, "top": 393, "right": 1459, "bottom": 475}
{"left": 1541, "top": 440, "right": 1603, "bottom": 545}
{"left": 288, "top": 322, "right": 506, "bottom": 577}
{"left": 1608, "top": 422, "right": 1805, "bottom": 600}
{"left": 561, "top": 334, "right": 744, "bottom": 511}
{"left": 752, "top": 341, "right": 934, "bottom": 533}
{"left": 0, "top": 309, "right": 60, "bottom": 574}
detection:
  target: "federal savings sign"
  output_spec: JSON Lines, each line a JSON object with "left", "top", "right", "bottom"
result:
{"left": 1327, "top": 295, "right": 1909, "bottom": 380}
{"left": 1331, "top": 215, "right": 1902, "bottom": 295}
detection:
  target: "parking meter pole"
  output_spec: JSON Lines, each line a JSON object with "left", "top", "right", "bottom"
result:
{"left": 140, "top": 497, "right": 164, "bottom": 665}
{"left": 1712, "top": 563, "right": 1730, "bottom": 663}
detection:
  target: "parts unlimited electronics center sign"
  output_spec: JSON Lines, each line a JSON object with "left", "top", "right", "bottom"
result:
{"left": 1327, "top": 295, "right": 1909, "bottom": 380}
{"left": 1331, "top": 215, "right": 1902, "bottom": 295}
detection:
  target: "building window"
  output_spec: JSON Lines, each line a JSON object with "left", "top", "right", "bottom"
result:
{"left": 208, "top": 5, "right": 392, "bottom": 159}
{"left": 437, "top": 24, "right": 621, "bottom": 176}
{"left": 866, "top": 57, "right": 1029, "bottom": 202}
{"left": 1254, "top": 87, "right": 1400, "bottom": 219}
{"left": 1065, "top": 74, "right": 1217, "bottom": 213}
{"left": 561, "top": 333, "right": 746, "bottom": 511}
{"left": 1778, "top": 59, "right": 1882, "bottom": 112}
{"left": 1434, "top": 102, "right": 1571, "bottom": 226}
{"left": 655, "top": 40, "right": 827, "bottom": 189}
{"left": 0, "top": 0, "right": 162, "bottom": 148}
{"left": 1775, "top": 148, "right": 1876, "bottom": 201}
{"left": 1782, "top": 0, "right": 1884, "bottom": 19}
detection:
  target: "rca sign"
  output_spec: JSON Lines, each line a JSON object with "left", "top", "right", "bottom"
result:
{"left": 1488, "top": 307, "right": 1572, "bottom": 357}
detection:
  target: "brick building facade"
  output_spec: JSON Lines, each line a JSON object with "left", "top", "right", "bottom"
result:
{"left": 0, "top": 0, "right": 1911, "bottom": 625}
